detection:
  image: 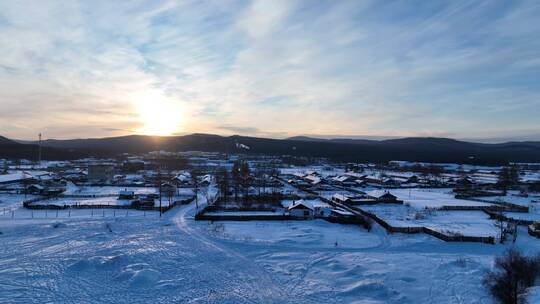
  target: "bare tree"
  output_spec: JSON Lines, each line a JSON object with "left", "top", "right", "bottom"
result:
{"left": 191, "top": 169, "right": 200, "bottom": 210}
{"left": 215, "top": 166, "right": 229, "bottom": 205}
{"left": 163, "top": 183, "right": 175, "bottom": 207}
{"left": 493, "top": 203, "right": 507, "bottom": 243}
{"left": 483, "top": 249, "right": 540, "bottom": 304}
{"left": 269, "top": 166, "right": 280, "bottom": 194}
{"left": 240, "top": 161, "right": 250, "bottom": 200}
{"left": 232, "top": 161, "right": 241, "bottom": 201}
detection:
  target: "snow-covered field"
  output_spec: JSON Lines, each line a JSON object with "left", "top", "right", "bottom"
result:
{"left": 204, "top": 211, "right": 284, "bottom": 216}
{"left": 390, "top": 188, "right": 495, "bottom": 209}
{"left": 64, "top": 185, "right": 159, "bottom": 196}
{"left": 422, "top": 211, "right": 499, "bottom": 237}
{"left": 1, "top": 192, "right": 540, "bottom": 303}
{"left": 471, "top": 191, "right": 540, "bottom": 207}
{"left": 0, "top": 194, "right": 41, "bottom": 213}
{"left": 32, "top": 196, "right": 134, "bottom": 207}
{"left": 31, "top": 195, "right": 191, "bottom": 208}
{"left": 280, "top": 166, "right": 345, "bottom": 178}
{"left": 200, "top": 220, "right": 380, "bottom": 249}
{"left": 360, "top": 204, "right": 499, "bottom": 237}
{"left": 503, "top": 211, "right": 540, "bottom": 222}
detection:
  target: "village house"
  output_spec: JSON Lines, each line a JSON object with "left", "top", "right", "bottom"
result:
{"left": 172, "top": 172, "right": 191, "bottom": 186}
{"left": 0, "top": 172, "right": 34, "bottom": 186}
{"left": 362, "top": 175, "right": 399, "bottom": 187}
{"left": 331, "top": 175, "right": 361, "bottom": 187}
{"left": 304, "top": 174, "right": 322, "bottom": 186}
{"left": 26, "top": 184, "right": 44, "bottom": 194}
{"left": 25, "top": 180, "right": 66, "bottom": 196}
{"left": 199, "top": 174, "right": 212, "bottom": 186}
{"left": 119, "top": 189, "right": 135, "bottom": 200}
{"left": 367, "top": 190, "right": 399, "bottom": 202}
{"left": 331, "top": 192, "right": 368, "bottom": 204}
{"left": 288, "top": 200, "right": 314, "bottom": 219}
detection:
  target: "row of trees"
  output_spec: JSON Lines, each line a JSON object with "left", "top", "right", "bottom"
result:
{"left": 215, "top": 160, "right": 281, "bottom": 203}
{"left": 498, "top": 166, "right": 520, "bottom": 192}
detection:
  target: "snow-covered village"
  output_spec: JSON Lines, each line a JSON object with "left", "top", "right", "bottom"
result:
{"left": 1, "top": 151, "right": 540, "bottom": 303}
{"left": 2, "top": 1, "right": 540, "bottom": 303}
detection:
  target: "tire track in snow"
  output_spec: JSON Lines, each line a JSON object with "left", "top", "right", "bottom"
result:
{"left": 170, "top": 202, "right": 287, "bottom": 303}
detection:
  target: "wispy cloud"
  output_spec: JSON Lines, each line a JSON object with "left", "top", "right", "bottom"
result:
{"left": 0, "top": 0, "right": 538, "bottom": 140}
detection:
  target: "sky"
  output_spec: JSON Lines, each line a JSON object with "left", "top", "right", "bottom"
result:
{"left": 0, "top": 0, "right": 539, "bottom": 142}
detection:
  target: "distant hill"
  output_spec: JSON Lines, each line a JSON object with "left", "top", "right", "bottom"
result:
{"left": 0, "top": 135, "right": 18, "bottom": 145}
{"left": 0, "top": 135, "right": 86, "bottom": 160}
{"left": 286, "top": 136, "right": 326, "bottom": 142}
{"left": 14, "top": 133, "right": 537, "bottom": 165}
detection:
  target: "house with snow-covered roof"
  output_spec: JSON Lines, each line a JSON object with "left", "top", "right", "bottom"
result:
{"left": 331, "top": 175, "right": 360, "bottom": 187}
{"left": 304, "top": 174, "right": 322, "bottom": 185}
{"left": 288, "top": 200, "right": 314, "bottom": 219}
{"left": 367, "top": 190, "right": 398, "bottom": 202}
{"left": 0, "top": 172, "right": 34, "bottom": 185}
{"left": 172, "top": 172, "right": 191, "bottom": 186}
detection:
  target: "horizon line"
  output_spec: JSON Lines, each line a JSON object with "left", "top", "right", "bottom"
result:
{"left": 7, "top": 132, "right": 540, "bottom": 145}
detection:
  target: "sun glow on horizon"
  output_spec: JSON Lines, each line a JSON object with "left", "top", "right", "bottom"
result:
{"left": 135, "top": 91, "right": 184, "bottom": 136}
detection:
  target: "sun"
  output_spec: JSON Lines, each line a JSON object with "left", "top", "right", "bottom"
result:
{"left": 135, "top": 92, "right": 183, "bottom": 136}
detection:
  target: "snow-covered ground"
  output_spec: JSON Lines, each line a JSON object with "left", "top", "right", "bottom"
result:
{"left": 0, "top": 194, "right": 40, "bottom": 212}
{"left": 64, "top": 185, "right": 160, "bottom": 196}
{"left": 1, "top": 191, "right": 540, "bottom": 303}
{"left": 31, "top": 194, "right": 191, "bottom": 208}
{"left": 204, "top": 211, "right": 285, "bottom": 216}
{"left": 471, "top": 191, "right": 540, "bottom": 207}
{"left": 32, "top": 196, "right": 134, "bottom": 207}
{"left": 360, "top": 204, "right": 499, "bottom": 237}
{"left": 360, "top": 204, "right": 424, "bottom": 228}
{"left": 422, "top": 211, "right": 499, "bottom": 237}
{"left": 390, "top": 188, "right": 495, "bottom": 209}
{"left": 280, "top": 166, "right": 345, "bottom": 178}
{"left": 503, "top": 211, "right": 540, "bottom": 222}
{"left": 199, "top": 219, "right": 380, "bottom": 249}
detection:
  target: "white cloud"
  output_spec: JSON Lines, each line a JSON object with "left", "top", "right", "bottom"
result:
{"left": 0, "top": 0, "right": 538, "bottom": 140}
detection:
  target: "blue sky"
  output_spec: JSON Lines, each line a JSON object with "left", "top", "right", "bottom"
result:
{"left": 0, "top": 0, "right": 538, "bottom": 141}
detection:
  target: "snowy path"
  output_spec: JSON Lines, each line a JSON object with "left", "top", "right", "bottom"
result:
{"left": 170, "top": 202, "right": 286, "bottom": 302}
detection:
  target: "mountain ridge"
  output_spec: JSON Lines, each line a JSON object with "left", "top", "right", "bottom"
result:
{"left": 1, "top": 133, "right": 539, "bottom": 164}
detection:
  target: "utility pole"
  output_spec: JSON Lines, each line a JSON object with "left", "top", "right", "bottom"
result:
{"left": 158, "top": 160, "right": 162, "bottom": 217}
{"left": 38, "top": 133, "right": 42, "bottom": 168}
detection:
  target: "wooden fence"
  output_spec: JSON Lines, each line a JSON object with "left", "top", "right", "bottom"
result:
{"left": 348, "top": 204, "right": 495, "bottom": 244}
{"left": 279, "top": 179, "right": 497, "bottom": 244}
{"left": 459, "top": 197, "right": 529, "bottom": 212}
{"left": 23, "top": 195, "right": 195, "bottom": 212}
{"left": 439, "top": 205, "right": 505, "bottom": 211}
{"left": 483, "top": 209, "right": 535, "bottom": 226}
{"left": 195, "top": 214, "right": 292, "bottom": 221}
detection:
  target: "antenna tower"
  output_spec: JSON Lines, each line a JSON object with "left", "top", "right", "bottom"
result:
{"left": 38, "top": 133, "right": 42, "bottom": 166}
